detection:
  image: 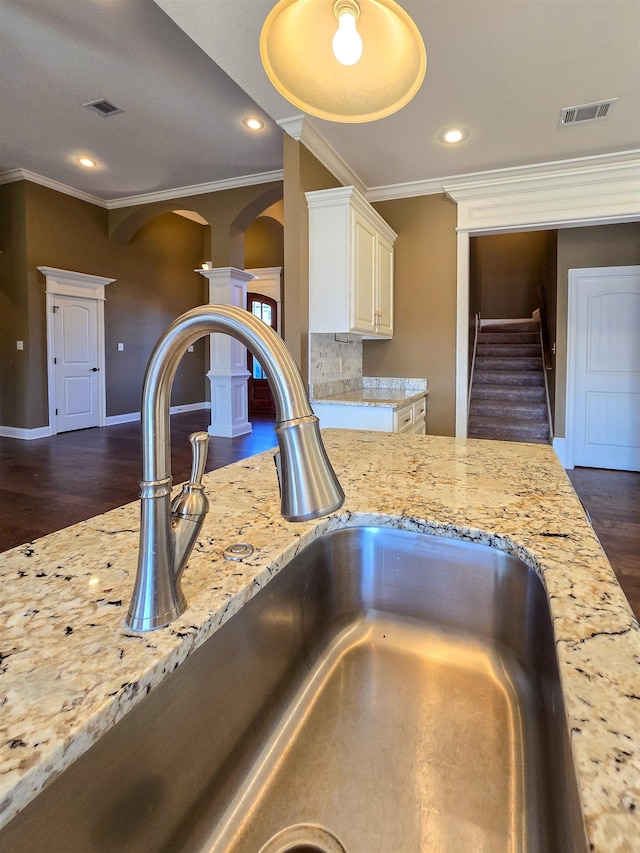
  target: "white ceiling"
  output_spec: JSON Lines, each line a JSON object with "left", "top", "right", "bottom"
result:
{"left": 1, "top": 0, "right": 639, "bottom": 203}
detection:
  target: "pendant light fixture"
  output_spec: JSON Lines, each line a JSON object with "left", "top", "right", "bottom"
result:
{"left": 260, "top": 0, "right": 426, "bottom": 123}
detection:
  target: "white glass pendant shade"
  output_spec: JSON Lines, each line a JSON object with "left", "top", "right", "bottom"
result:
{"left": 260, "top": 0, "right": 426, "bottom": 123}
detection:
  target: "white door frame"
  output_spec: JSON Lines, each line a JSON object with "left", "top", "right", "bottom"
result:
{"left": 566, "top": 265, "right": 640, "bottom": 470}
{"left": 38, "top": 267, "right": 115, "bottom": 436}
{"left": 444, "top": 153, "right": 640, "bottom": 439}
{"left": 246, "top": 267, "right": 283, "bottom": 334}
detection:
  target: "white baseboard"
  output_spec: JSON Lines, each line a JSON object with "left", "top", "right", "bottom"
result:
{"left": 105, "top": 412, "right": 140, "bottom": 426}
{"left": 0, "top": 425, "right": 51, "bottom": 440}
{"left": 171, "top": 402, "right": 211, "bottom": 414}
{"left": 553, "top": 437, "right": 571, "bottom": 469}
{"left": 2, "top": 403, "right": 211, "bottom": 439}
{"left": 106, "top": 401, "right": 210, "bottom": 426}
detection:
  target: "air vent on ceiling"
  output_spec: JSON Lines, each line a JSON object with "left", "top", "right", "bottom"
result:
{"left": 559, "top": 99, "right": 617, "bottom": 127}
{"left": 83, "top": 99, "right": 123, "bottom": 117}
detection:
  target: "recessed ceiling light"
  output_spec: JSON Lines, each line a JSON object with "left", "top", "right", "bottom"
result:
{"left": 438, "top": 127, "right": 470, "bottom": 144}
{"left": 77, "top": 157, "right": 97, "bottom": 168}
{"left": 243, "top": 117, "right": 265, "bottom": 130}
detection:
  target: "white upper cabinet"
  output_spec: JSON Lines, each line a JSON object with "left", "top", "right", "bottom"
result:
{"left": 307, "top": 186, "right": 397, "bottom": 339}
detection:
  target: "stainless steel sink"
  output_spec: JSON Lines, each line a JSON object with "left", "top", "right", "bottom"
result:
{"left": 0, "top": 527, "right": 588, "bottom": 853}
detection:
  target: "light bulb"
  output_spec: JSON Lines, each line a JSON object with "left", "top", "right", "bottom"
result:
{"left": 332, "top": 2, "right": 362, "bottom": 66}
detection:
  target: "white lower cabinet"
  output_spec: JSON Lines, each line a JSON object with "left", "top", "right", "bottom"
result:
{"left": 393, "top": 396, "right": 428, "bottom": 434}
{"left": 313, "top": 394, "right": 427, "bottom": 434}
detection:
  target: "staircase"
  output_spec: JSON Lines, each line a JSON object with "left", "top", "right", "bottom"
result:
{"left": 468, "top": 319, "right": 551, "bottom": 444}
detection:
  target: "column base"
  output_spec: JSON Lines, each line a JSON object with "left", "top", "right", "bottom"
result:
{"left": 208, "top": 371, "right": 251, "bottom": 438}
{"left": 208, "top": 421, "right": 252, "bottom": 438}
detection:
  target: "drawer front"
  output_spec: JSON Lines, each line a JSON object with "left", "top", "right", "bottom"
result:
{"left": 395, "top": 402, "right": 414, "bottom": 433}
{"left": 413, "top": 396, "right": 427, "bottom": 420}
{"left": 411, "top": 420, "right": 427, "bottom": 435}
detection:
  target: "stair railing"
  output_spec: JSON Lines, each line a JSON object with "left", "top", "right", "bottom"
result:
{"left": 536, "top": 285, "right": 554, "bottom": 441}
{"left": 468, "top": 312, "right": 481, "bottom": 416}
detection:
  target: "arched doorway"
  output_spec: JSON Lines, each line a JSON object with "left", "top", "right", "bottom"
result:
{"left": 247, "top": 293, "right": 278, "bottom": 415}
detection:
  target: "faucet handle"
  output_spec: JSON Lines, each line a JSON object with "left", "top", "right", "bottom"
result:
{"left": 188, "top": 431, "right": 209, "bottom": 485}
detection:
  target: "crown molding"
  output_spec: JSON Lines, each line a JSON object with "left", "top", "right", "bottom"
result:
{"left": 0, "top": 168, "right": 284, "bottom": 210}
{"left": 105, "top": 170, "right": 284, "bottom": 208}
{"left": 366, "top": 176, "right": 447, "bottom": 202}
{"left": 2, "top": 150, "right": 638, "bottom": 222}
{"left": 443, "top": 150, "right": 640, "bottom": 199}
{"left": 0, "top": 169, "right": 107, "bottom": 207}
{"left": 366, "top": 149, "right": 640, "bottom": 203}
{"left": 444, "top": 151, "right": 640, "bottom": 233}
{"left": 278, "top": 115, "right": 367, "bottom": 196}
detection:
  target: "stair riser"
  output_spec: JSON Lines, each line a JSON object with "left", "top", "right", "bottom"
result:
{"left": 475, "top": 357, "right": 543, "bottom": 372}
{"left": 471, "top": 386, "right": 546, "bottom": 402}
{"left": 468, "top": 422, "right": 550, "bottom": 441}
{"left": 482, "top": 321, "right": 540, "bottom": 333}
{"left": 478, "top": 333, "right": 540, "bottom": 345}
{"left": 469, "top": 401, "right": 548, "bottom": 419}
{"left": 476, "top": 344, "right": 542, "bottom": 358}
{"left": 473, "top": 371, "right": 545, "bottom": 388}
{"left": 468, "top": 433, "right": 550, "bottom": 445}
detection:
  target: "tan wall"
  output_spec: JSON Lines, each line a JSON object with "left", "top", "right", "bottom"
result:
{"left": 470, "top": 231, "right": 557, "bottom": 319}
{"left": 19, "top": 183, "right": 208, "bottom": 427}
{"left": 245, "top": 216, "right": 284, "bottom": 269}
{"left": 0, "top": 182, "right": 29, "bottom": 427}
{"left": 365, "top": 194, "right": 458, "bottom": 437}
{"left": 108, "top": 182, "right": 283, "bottom": 268}
{"left": 283, "top": 137, "right": 342, "bottom": 379}
{"left": 554, "top": 221, "right": 640, "bottom": 437}
{"left": 1, "top": 179, "right": 284, "bottom": 430}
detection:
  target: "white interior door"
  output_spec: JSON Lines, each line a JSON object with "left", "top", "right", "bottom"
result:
{"left": 569, "top": 266, "right": 640, "bottom": 471}
{"left": 52, "top": 295, "right": 101, "bottom": 432}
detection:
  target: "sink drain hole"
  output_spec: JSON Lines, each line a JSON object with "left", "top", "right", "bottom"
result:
{"left": 258, "top": 823, "right": 347, "bottom": 853}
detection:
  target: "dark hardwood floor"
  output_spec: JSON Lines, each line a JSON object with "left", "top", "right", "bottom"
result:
{"left": 566, "top": 466, "right": 640, "bottom": 619}
{"left": 1, "top": 417, "right": 638, "bottom": 618}
{"left": 0, "top": 411, "right": 277, "bottom": 553}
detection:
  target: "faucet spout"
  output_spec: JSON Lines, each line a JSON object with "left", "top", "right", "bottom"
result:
{"left": 126, "top": 304, "right": 344, "bottom": 632}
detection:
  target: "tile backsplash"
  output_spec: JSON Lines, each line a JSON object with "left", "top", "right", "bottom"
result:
{"left": 309, "top": 334, "right": 427, "bottom": 400}
{"left": 309, "top": 333, "right": 363, "bottom": 385}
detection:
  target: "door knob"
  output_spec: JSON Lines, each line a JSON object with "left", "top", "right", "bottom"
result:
{"left": 90, "top": 367, "right": 100, "bottom": 372}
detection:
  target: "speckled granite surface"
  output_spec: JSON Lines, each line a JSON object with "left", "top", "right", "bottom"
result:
{"left": 311, "top": 375, "right": 427, "bottom": 405}
{"left": 0, "top": 431, "right": 638, "bottom": 851}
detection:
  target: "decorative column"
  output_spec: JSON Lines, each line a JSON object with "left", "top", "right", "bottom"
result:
{"left": 196, "top": 267, "right": 254, "bottom": 437}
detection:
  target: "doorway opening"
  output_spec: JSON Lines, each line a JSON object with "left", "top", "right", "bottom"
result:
{"left": 40, "top": 267, "right": 114, "bottom": 436}
{"left": 247, "top": 292, "right": 278, "bottom": 416}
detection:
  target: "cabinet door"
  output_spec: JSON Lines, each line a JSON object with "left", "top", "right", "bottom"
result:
{"left": 351, "top": 212, "right": 377, "bottom": 334}
{"left": 376, "top": 235, "right": 394, "bottom": 337}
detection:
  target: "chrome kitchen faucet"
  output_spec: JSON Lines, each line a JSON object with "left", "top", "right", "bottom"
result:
{"left": 126, "top": 304, "right": 344, "bottom": 632}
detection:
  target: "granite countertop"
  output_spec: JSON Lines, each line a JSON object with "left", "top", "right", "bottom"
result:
{"left": 0, "top": 431, "right": 638, "bottom": 851}
{"left": 312, "top": 386, "right": 429, "bottom": 407}
{"left": 311, "top": 376, "right": 428, "bottom": 407}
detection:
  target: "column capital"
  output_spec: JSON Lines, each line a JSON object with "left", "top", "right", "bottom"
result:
{"left": 195, "top": 266, "right": 255, "bottom": 285}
